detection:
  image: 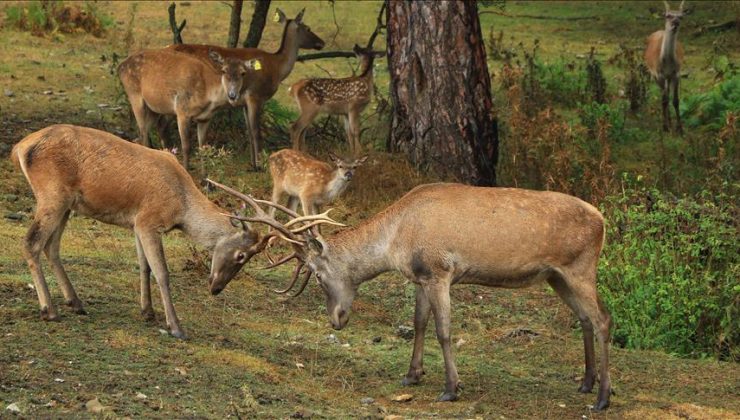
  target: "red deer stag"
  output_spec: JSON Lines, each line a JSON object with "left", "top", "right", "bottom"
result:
{"left": 268, "top": 149, "right": 367, "bottom": 217}
{"left": 118, "top": 49, "right": 258, "bottom": 168}
{"left": 213, "top": 182, "right": 613, "bottom": 410}
{"left": 169, "top": 8, "right": 325, "bottom": 168}
{"left": 9, "top": 125, "right": 299, "bottom": 339}
{"left": 289, "top": 44, "right": 376, "bottom": 155}
{"left": 644, "top": 0, "right": 686, "bottom": 133}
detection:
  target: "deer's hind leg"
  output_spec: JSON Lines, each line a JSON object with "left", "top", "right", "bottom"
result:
{"left": 548, "top": 264, "right": 612, "bottom": 411}
{"left": 43, "top": 209, "right": 85, "bottom": 315}
{"left": 23, "top": 196, "right": 74, "bottom": 321}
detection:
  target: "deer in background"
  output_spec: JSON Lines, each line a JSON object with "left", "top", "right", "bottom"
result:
{"left": 289, "top": 44, "right": 376, "bottom": 155}
{"left": 645, "top": 0, "right": 686, "bottom": 134}
{"left": 118, "top": 49, "right": 258, "bottom": 168}
{"left": 169, "top": 8, "right": 325, "bottom": 169}
{"left": 215, "top": 182, "right": 612, "bottom": 410}
{"left": 10, "top": 125, "right": 285, "bottom": 339}
{"left": 268, "top": 149, "right": 367, "bottom": 218}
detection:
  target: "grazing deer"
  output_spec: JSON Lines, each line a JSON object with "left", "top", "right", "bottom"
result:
{"left": 289, "top": 44, "right": 376, "bottom": 155}
{"left": 118, "top": 49, "right": 258, "bottom": 168}
{"left": 268, "top": 149, "right": 367, "bottom": 218}
{"left": 9, "top": 125, "right": 284, "bottom": 339}
{"left": 169, "top": 8, "right": 325, "bottom": 168}
{"left": 214, "top": 182, "right": 612, "bottom": 410}
{"left": 645, "top": 0, "right": 686, "bottom": 133}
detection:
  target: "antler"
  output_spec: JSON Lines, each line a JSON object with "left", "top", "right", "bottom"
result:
{"left": 664, "top": 0, "right": 671, "bottom": 11}
{"left": 273, "top": 261, "right": 312, "bottom": 297}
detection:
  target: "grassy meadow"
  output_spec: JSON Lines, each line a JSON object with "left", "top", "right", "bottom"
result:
{"left": 1, "top": 1, "right": 738, "bottom": 418}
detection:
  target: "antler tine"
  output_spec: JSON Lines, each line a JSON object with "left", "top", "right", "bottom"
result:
{"left": 663, "top": 0, "right": 671, "bottom": 11}
{"left": 206, "top": 178, "right": 269, "bottom": 218}
{"left": 290, "top": 219, "right": 344, "bottom": 234}
{"left": 261, "top": 251, "right": 300, "bottom": 270}
{"left": 253, "top": 198, "right": 301, "bottom": 219}
{"left": 222, "top": 213, "right": 304, "bottom": 245}
{"left": 289, "top": 268, "right": 313, "bottom": 298}
{"left": 284, "top": 209, "right": 346, "bottom": 228}
{"left": 273, "top": 261, "right": 304, "bottom": 294}
{"left": 679, "top": 0, "right": 684, "bottom": 11}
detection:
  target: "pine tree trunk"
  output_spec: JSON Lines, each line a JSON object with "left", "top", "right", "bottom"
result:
{"left": 227, "top": 0, "right": 244, "bottom": 48}
{"left": 386, "top": 0, "right": 498, "bottom": 186}
{"left": 243, "top": 0, "right": 271, "bottom": 48}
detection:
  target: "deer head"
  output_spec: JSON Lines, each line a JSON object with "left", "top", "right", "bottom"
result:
{"left": 663, "top": 1, "right": 685, "bottom": 32}
{"left": 208, "top": 224, "right": 266, "bottom": 295}
{"left": 328, "top": 152, "right": 368, "bottom": 181}
{"left": 208, "top": 49, "right": 259, "bottom": 105}
{"left": 276, "top": 8, "right": 325, "bottom": 50}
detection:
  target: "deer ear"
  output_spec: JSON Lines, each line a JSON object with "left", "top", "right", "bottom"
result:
{"left": 295, "top": 8, "right": 305, "bottom": 23}
{"left": 275, "top": 8, "right": 287, "bottom": 24}
{"left": 308, "top": 237, "right": 324, "bottom": 254}
{"left": 355, "top": 155, "right": 368, "bottom": 166}
{"left": 328, "top": 152, "right": 341, "bottom": 165}
{"left": 208, "top": 49, "right": 225, "bottom": 66}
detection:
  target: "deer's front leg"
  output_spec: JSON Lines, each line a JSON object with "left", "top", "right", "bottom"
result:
{"left": 402, "top": 284, "right": 431, "bottom": 386}
{"left": 196, "top": 119, "right": 212, "bottom": 149}
{"left": 246, "top": 96, "right": 263, "bottom": 169}
{"left": 661, "top": 80, "right": 671, "bottom": 132}
{"left": 135, "top": 234, "right": 155, "bottom": 321}
{"left": 136, "top": 229, "right": 185, "bottom": 339}
{"left": 672, "top": 77, "right": 682, "bottom": 134}
{"left": 175, "top": 113, "right": 192, "bottom": 169}
{"left": 424, "top": 280, "right": 460, "bottom": 402}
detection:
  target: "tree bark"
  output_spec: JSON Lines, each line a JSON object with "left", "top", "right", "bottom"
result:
{"left": 168, "top": 2, "right": 186, "bottom": 44}
{"left": 243, "top": 0, "right": 271, "bottom": 48}
{"left": 227, "top": 0, "right": 244, "bottom": 48}
{"left": 387, "top": 0, "right": 498, "bottom": 186}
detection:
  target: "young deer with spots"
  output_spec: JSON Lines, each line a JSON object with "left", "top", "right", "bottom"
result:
{"left": 118, "top": 49, "right": 258, "bottom": 168}
{"left": 289, "top": 44, "right": 376, "bottom": 155}
{"left": 10, "top": 125, "right": 286, "bottom": 339}
{"left": 644, "top": 0, "right": 687, "bottom": 133}
{"left": 216, "top": 182, "right": 613, "bottom": 410}
{"left": 268, "top": 149, "right": 367, "bottom": 218}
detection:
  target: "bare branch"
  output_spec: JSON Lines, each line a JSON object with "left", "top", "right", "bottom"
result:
{"left": 168, "top": 3, "right": 187, "bottom": 44}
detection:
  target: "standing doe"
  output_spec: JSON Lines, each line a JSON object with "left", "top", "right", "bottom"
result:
{"left": 216, "top": 182, "right": 613, "bottom": 410}
{"left": 289, "top": 44, "right": 376, "bottom": 155}
{"left": 268, "top": 149, "right": 367, "bottom": 218}
{"left": 10, "top": 125, "right": 279, "bottom": 339}
{"left": 644, "top": 0, "right": 686, "bottom": 133}
{"left": 118, "top": 49, "right": 258, "bottom": 168}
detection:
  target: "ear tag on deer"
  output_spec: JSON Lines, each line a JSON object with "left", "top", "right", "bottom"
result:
{"left": 254, "top": 60, "right": 262, "bottom": 71}
{"left": 273, "top": 11, "right": 280, "bottom": 22}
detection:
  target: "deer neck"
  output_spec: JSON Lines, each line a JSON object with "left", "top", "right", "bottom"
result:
{"left": 327, "top": 212, "right": 398, "bottom": 286}
{"left": 274, "top": 24, "right": 301, "bottom": 82}
{"left": 324, "top": 171, "right": 350, "bottom": 202}
{"left": 660, "top": 27, "right": 679, "bottom": 67}
{"left": 182, "top": 197, "right": 234, "bottom": 251}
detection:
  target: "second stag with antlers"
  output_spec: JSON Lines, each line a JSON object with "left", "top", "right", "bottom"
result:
{"left": 213, "top": 182, "right": 613, "bottom": 411}
{"left": 289, "top": 44, "right": 377, "bottom": 155}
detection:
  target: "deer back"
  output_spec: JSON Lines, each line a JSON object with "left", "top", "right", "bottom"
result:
{"left": 269, "top": 149, "right": 334, "bottom": 199}
{"left": 11, "top": 125, "right": 206, "bottom": 229}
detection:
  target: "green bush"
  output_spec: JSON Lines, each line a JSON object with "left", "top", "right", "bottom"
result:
{"left": 535, "top": 58, "right": 585, "bottom": 107}
{"left": 598, "top": 186, "right": 739, "bottom": 360}
{"left": 681, "top": 75, "right": 740, "bottom": 131}
{"left": 579, "top": 100, "right": 626, "bottom": 141}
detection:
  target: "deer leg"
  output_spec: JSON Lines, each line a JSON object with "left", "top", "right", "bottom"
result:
{"left": 286, "top": 196, "right": 299, "bottom": 214}
{"left": 348, "top": 110, "right": 362, "bottom": 156}
{"left": 136, "top": 228, "right": 185, "bottom": 339}
{"left": 43, "top": 210, "right": 85, "bottom": 315}
{"left": 299, "top": 195, "right": 314, "bottom": 216}
{"left": 547, "top": 274, "right": 596, "bottom": 394}
{"left": 661, "top": 80, "right": 671, "bottom": 132}
{"left": 672, "top": 77, "right": 683, "bottom": 135}
{"left": 291, "top": 109, "right": 319, "bottom": 152}
{"left": 24, "top": 203, "right": 71, "bottom": 321}
{"left": 246, "top": 96, "right": 263, "bottom": 169}
{"left": 175, "top": 113, "right": 192, "bottom": 169}
{"left": 196, "top": 119, "right": 212, "bottom": 149}
{"left": 342, "top": 115, "right": 353, "bottom": 155}
{"left": 423, "top": 279, "right": 460, "bottom": 402}
{"left": 135, "top": 234, "right": 154, "bottom": 321}
{"left": 131, "top": 97, "right": 154, "bottom": 147}
{"left": 241, "top": 105, "right": 252, "bottom": 153}
{"left": 155, "top": 115, "right": 171, "bottom": 150}
{"left": 402, "top": 284, "right": 431, "bottom": 386}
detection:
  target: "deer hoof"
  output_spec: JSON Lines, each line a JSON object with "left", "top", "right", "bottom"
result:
{"left": 578, "top": 377, "right": 595, "bottom": 393}
{"left": 40, "top": 307, "right": 60, "bottom": 321}
{"left": 170, "top": 330, "right": 187, "bottom": 340}
{"left": 141, "top": 308, "right": 155, "bottom": 322}
{"left": 591, "top": 388, "right": 611, "bottom": 411}
{"left": 401, "top": 376, "right": 421, "bottom": 386}
{"left": 66, "top": 299, "right": 86, "bottom": 315}
{"left": 436, "top": 391, "right": 458, "bottom": 402}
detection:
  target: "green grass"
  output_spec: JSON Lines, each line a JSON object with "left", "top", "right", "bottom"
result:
{"left": 1, "top": 1, "right": 739, "bottom": 418}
